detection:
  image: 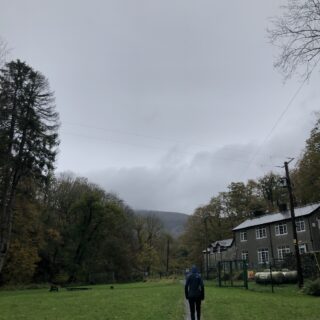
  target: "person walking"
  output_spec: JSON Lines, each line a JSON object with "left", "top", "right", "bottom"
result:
{"left": 185, "top": 266, "right": 205, "bottom": 320}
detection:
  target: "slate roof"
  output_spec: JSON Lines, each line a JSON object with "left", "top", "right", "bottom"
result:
{"left": 233, "top": 203, "right": 320, "bottom": 231}
{"left": 211, "top": 238, "right": 234, "bottom": 248}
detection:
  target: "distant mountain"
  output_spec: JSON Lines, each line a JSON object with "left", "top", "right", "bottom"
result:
{"left": 135, "top": 210, "right": 189, "bottom": 237}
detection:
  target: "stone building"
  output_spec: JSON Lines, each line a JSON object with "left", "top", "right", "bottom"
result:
{"left": 232, "top": 203, "right": 320, "bottom": 266}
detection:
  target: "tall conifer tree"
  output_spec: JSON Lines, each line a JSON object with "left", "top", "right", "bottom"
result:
{"left": 0, "top": 60, "right": 59, "bottom": 272}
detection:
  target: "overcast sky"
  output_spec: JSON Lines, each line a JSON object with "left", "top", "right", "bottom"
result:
{"left": 1, "top": 0, "right": 319, "bottom": 213}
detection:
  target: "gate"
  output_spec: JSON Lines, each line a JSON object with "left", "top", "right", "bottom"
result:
{"left": 217, "top": 260, "right": 248, "bottom": 289}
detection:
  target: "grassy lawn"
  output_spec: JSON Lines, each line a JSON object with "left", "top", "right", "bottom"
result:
{"left": 0, "top": 280, "right": 184, "bottom": 320}
{"left": 203, "top": 282, "right": 320, "bottom": 320}
{"left": 0, "top": 280, "right": 319, "bottom": 320}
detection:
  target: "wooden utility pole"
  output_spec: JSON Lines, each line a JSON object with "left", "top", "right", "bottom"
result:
{"left": 284, "top": 160, "right": 304, "bottom": 288}
{"left": 204, "top": 214, "right": 209, "bottom": 280}
{"left": 166, "top": 237, "right": 170, "bottom": 274}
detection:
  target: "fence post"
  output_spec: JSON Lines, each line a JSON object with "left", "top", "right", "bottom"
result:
{"left": 243, "top": 260, "right": 248, "bottom": 290}
{"left": 269, "top": 263, "right": 274, "bottom": 293}
{"left": 218, "top": 261, "right": 222, "bottom": 287}
{"left": 230, "top": 261, "right": 233, "bottom": 287}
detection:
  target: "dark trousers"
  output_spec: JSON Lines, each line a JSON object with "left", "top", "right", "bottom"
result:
{"left": 188, "top": 298, "right": 201, "bottom": 320}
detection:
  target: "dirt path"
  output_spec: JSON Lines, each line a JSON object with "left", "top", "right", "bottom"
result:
{"left": 184, "top": 298, "right": 191, "bottom": 320}
{"left": 181, "top": 279, "right": 203, "bottom": 320}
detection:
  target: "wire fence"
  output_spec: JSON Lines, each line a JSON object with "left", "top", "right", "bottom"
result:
{"left": 207, "top": 252, "right": 320, "bottom": 293}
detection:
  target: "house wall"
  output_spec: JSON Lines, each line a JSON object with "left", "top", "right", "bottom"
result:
{"left": 308, "top": 210, "right": 320, "bottom": 251}
{"left": 235, "top": 226, "right": 272, "bottom": 265}
{"left": 234, "top": 209, "right": 320, "bottom": 266}
{"left": 211, "top": 247, "right": 236, "bottom": 266}
{"left": 206, "top": 245, "right": 237, "bottom": 268}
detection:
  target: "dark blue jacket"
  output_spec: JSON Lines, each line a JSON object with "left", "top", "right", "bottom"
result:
{"left": 185, "top": 272, "right": 204, "bottom": 300}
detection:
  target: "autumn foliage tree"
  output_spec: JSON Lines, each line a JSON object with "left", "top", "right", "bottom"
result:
{"left": 180, "top": 176, "right": 289, "bottom": 268}
{"left": 133, "top": 214, "right": 164, "bottom": 274}
{"left": 38, "top": 175, "right": 136, "bottom": 283}
{"left": 2, "top": 179, "right": 44, "bottom": 283}
{"left": 293, "top": 116, "right": 320, "bottom": 204}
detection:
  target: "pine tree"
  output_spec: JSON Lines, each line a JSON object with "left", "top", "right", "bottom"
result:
{"left": 0, "top": 60, "right": 59, "bottom": 273}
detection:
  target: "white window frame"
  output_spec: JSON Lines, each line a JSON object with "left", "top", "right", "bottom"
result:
{"left": 241, "top": 250, "right": 249, "bottom": 261}
{"left": 275, "top": 223, "right": 288, "bottom": 236}
{"left": 256, "top": 226, "right": 267, "bottom": 239}
{"left": 258, "top": 248, "right": 269, "bottom": 264}
{"left": 277, "top": 245, "right": 291, "bottom": 259}
{"left": 240, "top": 231, "right": 247, "bottom": 242}
{"left": 299, "top": 244, "right": 307, "bottom": 254}
{"left": 296, "top": 218, "right": 305, "bottom": 232}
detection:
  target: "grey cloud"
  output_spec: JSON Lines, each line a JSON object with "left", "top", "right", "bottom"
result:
{"left": 86, "top": 109, "right": 316, "bottom": 214}
{"left": 1, "top": 0, "right": 319, "bottom": 213}
{"left": 86, "top": 143, "right": 268, "bottom": 213}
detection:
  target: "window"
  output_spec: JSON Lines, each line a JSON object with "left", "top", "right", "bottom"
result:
{"left": 275, "top": 223, "right": 288, "bottom": 236}
{"left": 317, "top": 217, "right": 320, "bottom": 230}
{"left": 258, "top": 248, "right": 269, "bottom": 264}
{"left": 277, "top": 245, "right": 291, "bottom": 259}
{"left": 299, "top": 244, "right": 307, "bottom": 254}
{"left": 241, "top": 250, "right": 249, "bottom": 261}
{"left": 256, "top": 226, "right": 267, "bottom": 239}
{"left": 240, "top": 231, "right": 247, "bottom": 242}
{"left": 275, "top": 223, "right": 287, "bottom": 235}
{"left": 296, "top": 218, "right": 305, "bottom": 232}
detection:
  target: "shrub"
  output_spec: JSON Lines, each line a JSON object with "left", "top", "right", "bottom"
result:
{"left": 233, "top": 271, "right": 244, "bottom": 281}
{"left": 302, "top": 278, "right": 320, "bottom": 296}
{"left": 221, "top": 273, "right": 231, "bottom": 281}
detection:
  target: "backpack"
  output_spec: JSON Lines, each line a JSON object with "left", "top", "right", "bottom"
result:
{"left": 186, "top": 274, "right": 203, "bottom": 299}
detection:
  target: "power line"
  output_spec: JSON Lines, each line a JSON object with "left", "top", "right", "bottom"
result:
{"left": 242, "top": 58, "right": 320, "bottom": 177}
{"left": 62, "top": 120, "right": 291, "bottom": 159}
{"left": 63, "top": 120, "right": 255, "bottom": 156}
{"left": 61, "top": 130, "right": 278, "bottom": 168}
{"left": 63, "top": 120, "right": 211, "bottom": 149}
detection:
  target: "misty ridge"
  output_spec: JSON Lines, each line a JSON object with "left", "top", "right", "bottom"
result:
{"left": 135, "top": 210, "right": 189, "bottom": 237}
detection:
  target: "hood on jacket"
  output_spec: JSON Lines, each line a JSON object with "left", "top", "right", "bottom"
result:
{"left": 191, "top": 266, "right": 198, "bottom": 274}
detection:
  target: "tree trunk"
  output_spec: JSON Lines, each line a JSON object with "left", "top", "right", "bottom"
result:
{"left": 0, "top": 106, "right": 30, "bottom": 274}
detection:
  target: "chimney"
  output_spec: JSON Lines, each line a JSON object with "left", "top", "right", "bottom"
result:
{"left": 278, "top": 203, "right": 288, "bottom": 212}
{"left": 253, "top": 210, "right": 265, "bottom": 217}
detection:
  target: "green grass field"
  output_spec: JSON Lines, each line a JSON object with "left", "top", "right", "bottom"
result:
{"left": 0, "top": 280, "right": 319, "bottom": 320}
{"left": 203, "top": 282, "right": 320, "bottom": 320}
{"left": 0, "top": 281, "right": 183, "bottom": 320}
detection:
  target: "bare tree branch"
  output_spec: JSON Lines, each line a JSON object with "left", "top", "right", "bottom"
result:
{"left": 0, "top": 38, "right": 9, "bottom": 68}
{"left": 268, "top": 0, "right": 320, "bottom": 79}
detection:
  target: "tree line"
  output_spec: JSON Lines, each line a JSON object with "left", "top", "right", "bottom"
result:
{"left": 2, "top": 0, "right": 320, "bottom": 284}
{"left": 1, "top": 59, "right": 320, "bottom": 284}
{"left": 0, "top": 59, "right": 187, "bottom": 285}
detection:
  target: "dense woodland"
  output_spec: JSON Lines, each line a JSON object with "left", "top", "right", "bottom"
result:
{"left": 1, "top": 7, "right": 320, "bottom": 284}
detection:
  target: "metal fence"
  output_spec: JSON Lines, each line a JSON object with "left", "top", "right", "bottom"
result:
{"left": 216, "top": 260, "right": 248, "bottom": 289}
{"left": 247, "top": 252, "right": 320, "bottom": 280}
{"left": 208, "top": 252, "right": 320, "bottom": 293}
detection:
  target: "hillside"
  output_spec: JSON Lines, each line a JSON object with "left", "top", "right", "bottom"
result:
{"left": 135, "top": 210, "right": 189, "bottom": 237}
